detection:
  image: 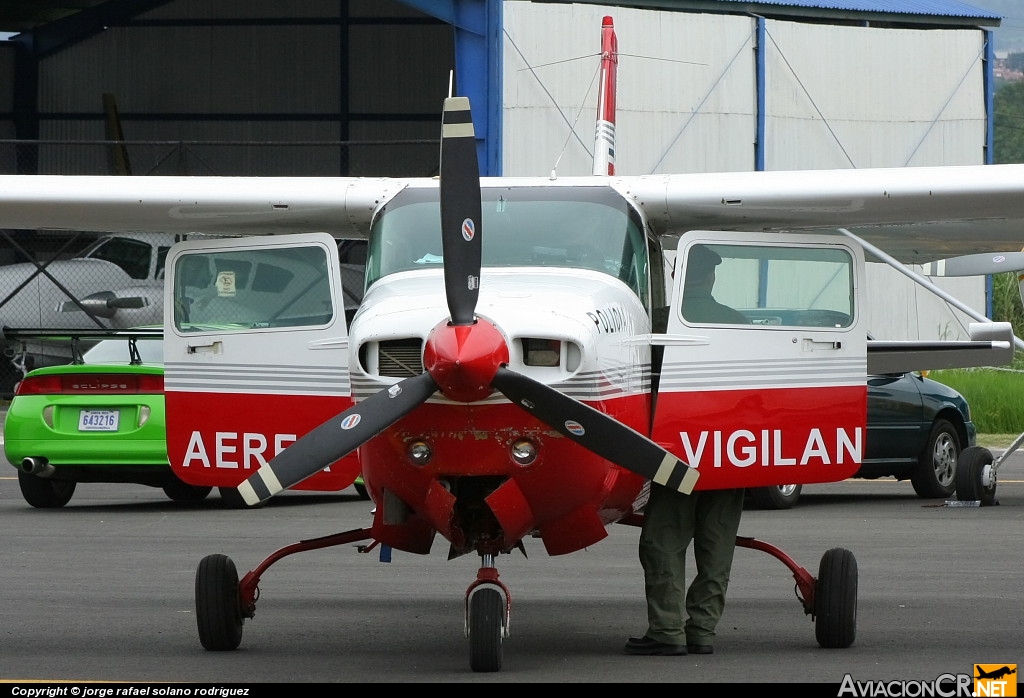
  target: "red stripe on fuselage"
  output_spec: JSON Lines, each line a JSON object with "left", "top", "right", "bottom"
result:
{"left": 653, "top": 385, "right": 867, "bottom": 490}
{"left": 165, "top": 391, "right": 359, "bottom": 490}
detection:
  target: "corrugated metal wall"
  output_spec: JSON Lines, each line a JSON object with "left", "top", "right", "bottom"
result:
{"left": 502, "top": 2, "right": 757, "bottom": 176}
{"left": 502, "top": 2, "right": 988, "bottom": 174}
{"left": 0, "top": 45, "right": 12, "bottom": 141}
{"left": 764, "top": 22, "right": 986, "bottom": 169}
{"left": 28, "top": 0, "right": 453, "bottom": 176}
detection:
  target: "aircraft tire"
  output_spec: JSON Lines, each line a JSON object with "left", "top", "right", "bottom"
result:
{"left": 354, "top": 481, "right": 370, "bottom": 500}
{"left": 468, "top": 587, "right": 504, "bottom": 672}
{"left": 910, "top": 419, "right": 960, "bottom": 499}
{"left": 163, "top": 475, "right": 213, "bottom": 502}
{"left": 954, "top": 446, "right": 996, "bottom": 506}
{"left": 814, "top": 547, "right": 857, "bottom": 649}
{"left": 18, "top": 471, "right": 76, "bottom": 508}
{"left": 196, "top": 553, "right": 244, "bottom": 651}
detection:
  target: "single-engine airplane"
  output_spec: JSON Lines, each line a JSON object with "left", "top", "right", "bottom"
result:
{"left": 0, "top": 231, "right": 172, "bottom": 396}
{"left": 0, "top": 16, "right": 1021, "bottom": 673}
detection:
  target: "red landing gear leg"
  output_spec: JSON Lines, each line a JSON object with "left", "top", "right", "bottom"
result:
{"left": 464, "top": 552, "right": 512, "bottom": 673}
{"left": 737, "top": 536, "right": 858, "bottom": 649}
{"left": 194, "top": 527, "right": 374, "bottom": 651}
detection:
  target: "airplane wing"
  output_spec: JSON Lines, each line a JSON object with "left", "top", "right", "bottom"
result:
{"left": 0, "top": 175, "right": 409, "bottom": 237}
{"left": 4, "top": 163, "right": 1024, "bottom": 263}
{"left": 618, "top": 163, "right": 1024, "bottom": 264}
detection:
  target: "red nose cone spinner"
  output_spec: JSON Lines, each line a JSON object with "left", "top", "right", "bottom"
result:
{"left": 423, "top": 319, "right": 509, "bottom": 403}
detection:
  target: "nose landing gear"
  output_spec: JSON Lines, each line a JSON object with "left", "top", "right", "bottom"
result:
{"left": 465, "top": 554, "right": 511, "bottom": 672}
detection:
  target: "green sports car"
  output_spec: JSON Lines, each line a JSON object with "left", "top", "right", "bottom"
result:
{"left": 2, "top": 328, "right": 211, "bottom": 508}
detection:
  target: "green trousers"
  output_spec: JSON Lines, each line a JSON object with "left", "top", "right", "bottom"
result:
{"left": 638, "top": 485, "right": 745, "bottom": 646}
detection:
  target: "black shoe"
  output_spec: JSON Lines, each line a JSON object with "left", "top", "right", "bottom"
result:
{"left": 623, "top": 635, "right": 688, "bottom": 656}
{"left": 686, "top": 643, "right": 713, "bottom": 655}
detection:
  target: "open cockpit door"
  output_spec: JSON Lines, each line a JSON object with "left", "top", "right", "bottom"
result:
{"left": 163, "top": 233, "right": 359, "bottom": 493}
{"left": 652, "top": 231, "right": 867, "bottom": 490}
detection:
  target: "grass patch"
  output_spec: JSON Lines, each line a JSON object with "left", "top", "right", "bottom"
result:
{"left": 928, "top": 368, "right": 1024, "bottom": 437}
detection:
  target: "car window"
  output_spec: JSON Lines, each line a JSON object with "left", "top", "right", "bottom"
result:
{"left": 82, "top": 338, "right": 164, "bottom": 364}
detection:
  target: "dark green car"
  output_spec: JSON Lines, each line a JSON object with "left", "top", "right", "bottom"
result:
{"left": 2, "top": 329, "right": 211, "bottom": 508}
{"left": 748, "top": 370, "right": 975, "bottom": 510}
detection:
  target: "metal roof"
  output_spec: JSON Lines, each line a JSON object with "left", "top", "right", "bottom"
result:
{"left": 706, "top": 0, "right": 999, "bottom": 20}
{"left": 0, "top": 0, "right": 1001, "bottom": 34}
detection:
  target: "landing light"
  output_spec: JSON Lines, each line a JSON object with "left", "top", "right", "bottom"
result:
{"left": 510, "top": 438, "right": 538, "bottom": 466}
{"left": 407, "top": 440, "right": 433, "bottom": 466}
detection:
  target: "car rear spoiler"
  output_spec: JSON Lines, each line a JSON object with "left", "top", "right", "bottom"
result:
{"left": 2, "top": 326, "right": 163, "bottom": 365}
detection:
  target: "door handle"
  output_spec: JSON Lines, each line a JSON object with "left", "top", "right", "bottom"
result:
{"left": 187, "top": 340, "right": 223, "bottom": 355}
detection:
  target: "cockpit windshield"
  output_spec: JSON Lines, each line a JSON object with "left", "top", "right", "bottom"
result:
{"left": 365, "top": 186, "right": 649, "bottom": 302}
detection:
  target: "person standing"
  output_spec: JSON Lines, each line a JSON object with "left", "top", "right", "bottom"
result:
{"left": 626, "top": 243, "right": 745, "bottom": 656}
{"left": 624, "top": 485, "right": 745, "bottom": 655}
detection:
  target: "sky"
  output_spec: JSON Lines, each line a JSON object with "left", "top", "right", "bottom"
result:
{"left": 962, "top": 0, "right": 1024, "bottom": 52}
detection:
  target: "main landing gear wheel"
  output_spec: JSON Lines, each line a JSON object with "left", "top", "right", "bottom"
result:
{"left": 955, "top": 446, "right": 997, "bottom": 506}
{"left": 468, "top": 587, "right": 504, "bottom": 672}
{"left": 195, "top": 553, "right": 244, "bottom": 651}
{"left": 814, "top": 547, "right": 857, "bottom": 649}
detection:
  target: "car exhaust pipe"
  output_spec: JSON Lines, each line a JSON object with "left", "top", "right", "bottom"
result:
{"left": 20, "top": 457, "right": 55, "bottom": 477}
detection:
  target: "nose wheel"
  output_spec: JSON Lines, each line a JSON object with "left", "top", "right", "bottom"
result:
{"left": 466, "top": 554, "right": 511, "bottom": 672}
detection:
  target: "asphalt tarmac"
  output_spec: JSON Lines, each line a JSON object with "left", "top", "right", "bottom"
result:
{"left": 0, "top": 423, "right": 1021, "bottom": 685}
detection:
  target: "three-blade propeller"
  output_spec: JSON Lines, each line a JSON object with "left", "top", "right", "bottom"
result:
{"left": 235, "top": 97, "right": 698, "bottom": 508}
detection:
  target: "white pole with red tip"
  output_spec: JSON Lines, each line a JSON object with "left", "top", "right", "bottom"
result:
{"left": 592, "top": 16, "right": 618, "bottom": 177}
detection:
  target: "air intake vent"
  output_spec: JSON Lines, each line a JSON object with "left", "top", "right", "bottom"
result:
{"left": 378, "top": 339, "right": 424, "bottom": 377}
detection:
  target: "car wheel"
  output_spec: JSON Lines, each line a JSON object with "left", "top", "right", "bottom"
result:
{"left": 955, "top": 445, "right": 997, "bottom": 506}
{"left": 163, "top": 475, "right": 213, "bottom": 502}
{"left": 910, "top": 418, "right": 960, "bottom": 499}
{"left": 748, "top": 484, "right": 802, "bottom": 510}
{"left": 18, "top": 471, "right": 76, "bottom": 508}
{"left": 218, "top": 486, "right": 266, "bottom": 509}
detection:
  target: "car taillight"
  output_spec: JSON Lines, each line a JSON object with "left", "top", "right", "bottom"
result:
{"left": 14, "top": 375, "right": 62, "bottom": 395}
{"left": 14, "top": 373, "right": 163, "bottom": 395}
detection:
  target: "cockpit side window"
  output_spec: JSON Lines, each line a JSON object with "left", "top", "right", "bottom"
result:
{"left": 86, "top": 237, "right": 153, "bottom": 280}
{"left": 173, "top": 245, "right": 335, "bottom": 331}
{"left": 681, "top": 243, "right": 854, "bottom": 329}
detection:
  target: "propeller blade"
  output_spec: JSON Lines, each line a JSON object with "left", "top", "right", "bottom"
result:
{"left": 921, "top": 251, "right": 1024, "bottom": 277}
{"left": 58, "top": 291, "right": 147, "bottom": 317}
{"left": 439, "top": 96, "right": 482, "bottom": 326}
{"left": 235, "top": 371, "right": 439, "bottom": 506}
{"left": 491, "top": 366, "right": 699, "bottom": 495}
